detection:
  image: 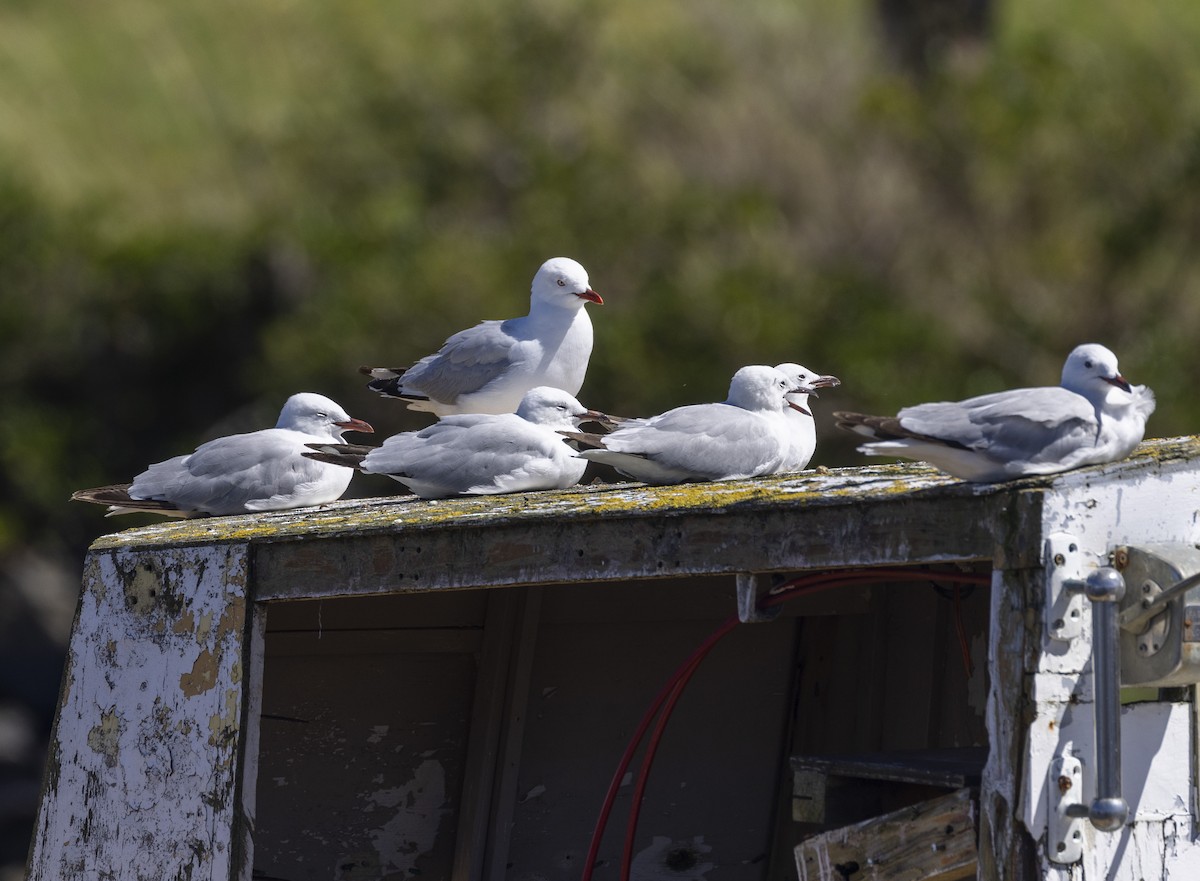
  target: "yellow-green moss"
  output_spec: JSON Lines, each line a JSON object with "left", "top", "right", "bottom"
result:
{"left": 88, "top": 437, "right": 1200, "bottom": 553}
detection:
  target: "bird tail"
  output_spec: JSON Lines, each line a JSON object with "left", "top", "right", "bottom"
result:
{"left": 71, "top": 485, "right": 186, "bottom": 517}
{"left": 832, "top": 411, "right": 907, "bottom": 440}
{"left": 557, "top": 430, "right": 609, "bottom": 451}
{"left": 303, "top": 443, "right": 372, "bottom": 469}
{"left": 358, "top": 365, "right": 429, "bottom": 402}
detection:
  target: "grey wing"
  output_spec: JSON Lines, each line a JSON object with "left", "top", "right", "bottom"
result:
{"left": 133, "top": 430, "right": 310, "bottom": 513}
{"left": 606, "top": 404, "right": 781, "bottom": 476}
{"left": 899, "top": 388, "right": 1099, "bottom": 463}
{"left": 401, "top": 319, "right": 525, "bottom": 403}
{"left": 366, "top": 417, "right": 558, "bottom": 491}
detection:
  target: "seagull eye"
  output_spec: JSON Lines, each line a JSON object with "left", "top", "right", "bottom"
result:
{"left": 1084, "top": 360, "right": 1094, "bottom": 369}
{"left": 557, "top": 278, "right": 566, "bottom": 287}
{"left": 317, "top": 412, "right": 328, "bottom": 419}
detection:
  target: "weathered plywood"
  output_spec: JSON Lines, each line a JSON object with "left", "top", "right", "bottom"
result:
{"left": 81, "top": 458, "right": 1051, "bottom": 602}
{"left": 794, "top": 787, "right": 977, "bottom": 881}
{"left": 989, "top": 438, "right": 1200, "bottom": 880}
{"left": 28, "top": 543, "right": 253, "bottom": 881}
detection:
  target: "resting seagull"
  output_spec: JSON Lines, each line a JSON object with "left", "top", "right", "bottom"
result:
{"left": 306, "top": 387, "right": 608, "bottom": 499}
{"left": 834, "top": 343, "right": 1155, "bottom": 482}
{"left": 72, "top": 393, "right": 373, "bottom": 517}
{"left": 564, "top": 365, "right": 810, "bottom": 485}
{"left": 360, "top": 257, "right": 603, "bottom": 416}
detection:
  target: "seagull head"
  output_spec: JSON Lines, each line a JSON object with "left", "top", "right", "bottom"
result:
{"left": 279, "top": 393, "right": 375, "bottom": 439}
{"left": 774, "top": 362, "right": 841, "bottom": 417}
{"left": 517, "top": 386, "right": 606, "bottom": 428}
{"left": 1062, "top": 344, "right": 1133, "bottom": 402}
{"left": 533, "top": 257, "right": 603, "bottom": 307}
{"left": 725, "top": 365, "right": 805, "bottom": 413}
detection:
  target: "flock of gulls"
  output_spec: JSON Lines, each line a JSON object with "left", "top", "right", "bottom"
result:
{"left": 72, "top": 257, "right": 1157, "bottom": 520}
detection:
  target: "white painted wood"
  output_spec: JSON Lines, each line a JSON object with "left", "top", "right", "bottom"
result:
{"left": 1016, "top": 456, "right": 1200, "bottom": 878}
{"left": 27, "top": 543, "right": 253, "bottom": 881}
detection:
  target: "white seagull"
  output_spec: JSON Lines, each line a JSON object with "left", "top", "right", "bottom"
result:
{"left": 774, "top": 362, "right": 841, "bottom": 472}
{"left": 72, "top": 393, "right": 373, "bottom": 517}
{"left": 834, "top": 343, "right": 1156, "bottom": 482}
{"left": 305, "top": 387, "right": 607, "bottom": 499}
{"left": 360, "top": 257, "right": 603, "bottom": 416}
{"left": 565, "top": 365, "right": 810, "bottom": 485}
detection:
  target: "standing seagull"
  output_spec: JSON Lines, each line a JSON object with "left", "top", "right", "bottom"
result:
{"left": 565, "top": 365, "right": 810, "bottom": 485}
{"left": 305, "top": 387, "right": 607, "bottom": 499}
{"left": 834, "top": 343, "right": 1156, "bottom": 482}
{"left": 72, "top": 393, "right": 373, "bottom": 517}
{"left": 775, "top": 362, "right": 841, "bottom": 472}
{"left": 360, "top": 257, "right": 603, "bottom": 416}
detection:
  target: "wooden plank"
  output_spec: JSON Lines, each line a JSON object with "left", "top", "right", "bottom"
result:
{"left": 794, "top": 787, "right": 977, "bottom": 881}
{"left": 265, "top": 627, "right": 483, "bottom": 657}
{"left": 252, "top": 620, "right": 478, "bottom": 880}
{"left": 977, "top": 564, "right": 1042, "bottom": 881}
{"left": 451, "top": 590, "right": 522, "bottom": 881}
{"left": 249, "top": 499, "right": 999, "bottom": 600}
{"left": 791, "top": 749, "right": 987, "bottom": 789}
{"left": 28, "top": 544, "right": 254, "bottom": 881}
{"left": 483, "top": 587, "right": 543, "bottom": 881}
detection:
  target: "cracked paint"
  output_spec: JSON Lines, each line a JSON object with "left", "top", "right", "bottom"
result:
{"left": 28, "top": 543, "right": 252, "bottom": 881}
{"left": 361, "top": 759, "right": 447, "bottom": 877}
{"left": 85, "top": 709, "right": 121, "bottom": 769}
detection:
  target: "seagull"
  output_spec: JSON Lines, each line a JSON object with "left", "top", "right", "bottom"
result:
{"left": 774, "top": 362, "right": 841, "bottom": 472}
{"left": 71, "top": 393, "right": 374, "bottom": 517}
{"left": 564, "top": 365, "right": 810, "bottom": 485}
{"left": 305, "top": 387, "right": 608, "bottom": 499}
{"left": 834, "top": 343, "right": 1156, "bottom": 482}
{"left": 360, "top": 257, "right": 603, "bottom": 416}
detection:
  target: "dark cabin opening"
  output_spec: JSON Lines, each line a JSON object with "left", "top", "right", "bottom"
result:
{"left": 251, "top": 565, "right": 990, "bottom": 881}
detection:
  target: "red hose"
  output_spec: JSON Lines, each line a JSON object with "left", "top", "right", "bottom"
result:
{"left": 583, "top": 567, "right": 992, "bottom": 881}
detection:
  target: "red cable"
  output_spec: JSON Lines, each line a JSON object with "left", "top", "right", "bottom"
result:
{"left": 952, "top": 586, "right": 975, "bottom": 679}
{"left": 583, "top": 567, "right": 992, "bottom": 881}
{"left": 580, "top": 615, "right": 739, "bottom": 881}
{"left": 618, "top": 630, "right": 727, "bottom": 881}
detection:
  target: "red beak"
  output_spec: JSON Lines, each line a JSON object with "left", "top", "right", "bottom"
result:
{"left": 335, "top": 417, "right": 374, "bottom": 434}
{"left": 576, "top": 288, "right": 604, "bottom": 305}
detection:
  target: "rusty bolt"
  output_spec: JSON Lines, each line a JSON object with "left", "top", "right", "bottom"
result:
{"left": 1057, "top": 775, "right": 1073, "bottom": 794}
{"left": 1114, "top": 548, "right": 1130, "bottom": 570}
{"left": 1053, "top": 553, "right": 1066, "bottom": 566}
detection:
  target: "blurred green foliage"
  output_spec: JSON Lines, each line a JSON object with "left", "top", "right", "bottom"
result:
{"left": 2, "top": 0, "right": 1200, "bottom": 558}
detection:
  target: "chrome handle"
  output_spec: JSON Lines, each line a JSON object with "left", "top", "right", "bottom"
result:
{"left": 1065, "top": 567, "right": 1130, "bottom": 831}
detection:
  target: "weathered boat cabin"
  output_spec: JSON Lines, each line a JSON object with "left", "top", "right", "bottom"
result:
{"left": 26, "top": 436, "right": 1200, "bottom": 880}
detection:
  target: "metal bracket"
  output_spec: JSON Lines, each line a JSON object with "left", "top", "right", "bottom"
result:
{"left": 1045, "top": 533, "right": 1087, "bottom": 643}
{"left": 1048, "top": 753, "right": 1085, "bottom": 864}
{"left": 736, "top": 573, "right": 782, "bottom": 624}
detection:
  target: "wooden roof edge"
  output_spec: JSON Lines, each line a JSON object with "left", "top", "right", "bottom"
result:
{"left": 83, "top": 435, "right": 1200, "bottom": 554}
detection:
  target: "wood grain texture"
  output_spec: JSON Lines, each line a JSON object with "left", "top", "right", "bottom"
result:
{"left": 794, "top": 787, "right": 977, "bottom": 881}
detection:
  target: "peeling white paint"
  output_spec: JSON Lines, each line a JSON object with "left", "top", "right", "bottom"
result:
{"left": 519, "top": 783, "right": 547, "bottom": 803}
{"left": 28, "top": 543, "right": 252, "bottom": 881}
{"left": 365, "top": 758, "right": 447, "bottom": 876}
{"left": 1013, "top": 459, "right": 1200, "bottom": 878}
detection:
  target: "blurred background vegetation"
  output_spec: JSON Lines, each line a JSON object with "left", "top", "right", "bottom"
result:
{"left": 4, "top": 0, "right": 1200, "bottom": 874}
